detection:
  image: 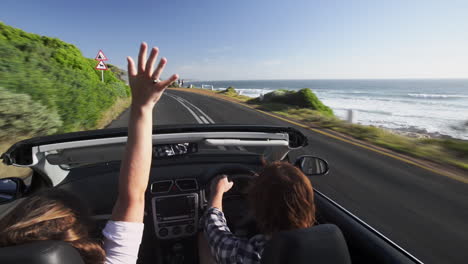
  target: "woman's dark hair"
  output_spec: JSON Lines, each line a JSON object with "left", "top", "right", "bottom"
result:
{"left": 248, "top": 161, "right": 316, "bottom": 234}
{"left": 0, "top": 189, "right": 105, "bottom": 264}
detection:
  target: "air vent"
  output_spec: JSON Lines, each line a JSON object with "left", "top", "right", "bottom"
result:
{"left": 175, "top": 179, "right": 198, "bottom": 191}
{"left": 151, "top": 180, "right": 173, "bottom": 193}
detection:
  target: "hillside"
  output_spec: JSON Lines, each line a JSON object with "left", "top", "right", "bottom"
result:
{"left": 0, "top": 22, "right": 130, "bottom": 139}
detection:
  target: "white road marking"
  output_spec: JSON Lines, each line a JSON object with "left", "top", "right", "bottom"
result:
{"left": 200, "top": 116, "right": 209, "bottom": 124}
{"left": 166, "top": 92, "right": 247, "bottom": 152}
{"left": 165, "top": 93, "right": 216, "bottom": 124}
{"left": 177, "top": 97, "right": 215, "bottom": 124}
{"left": 165, "top": 94, "right": 203, "bottom": 124}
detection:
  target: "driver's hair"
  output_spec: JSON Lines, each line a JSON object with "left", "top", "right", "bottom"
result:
{"left": 0, "top": 190, "right": 105, "bottom": 264}
{"left": 249, "top": 161, "right": 316, "bottom": 234}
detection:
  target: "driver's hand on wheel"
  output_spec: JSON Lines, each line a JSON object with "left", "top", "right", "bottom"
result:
{"left": 211, "top": 174, "right": 234, "bottom": 195}
{"left": 209, "top": 175, "right": 233, "bottom": 211}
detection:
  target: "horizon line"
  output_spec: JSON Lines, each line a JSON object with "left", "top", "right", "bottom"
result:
{"left": 183, "top": 77, "right": 468, "bottom": 82}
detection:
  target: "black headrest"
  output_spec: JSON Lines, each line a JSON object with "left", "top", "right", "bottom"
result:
{"left": 261, "top": 224, "right": 351, "bottom": 264}
{"left": 0, "top": 240, "right": 85, "bottom": 264}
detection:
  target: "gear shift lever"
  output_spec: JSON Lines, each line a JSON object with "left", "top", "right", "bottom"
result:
{"left": 169, "top": 243, "right": 184, "bottom": 264}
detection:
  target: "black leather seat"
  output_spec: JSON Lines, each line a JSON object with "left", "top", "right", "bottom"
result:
{"left": 261, "top": 224, "right": 352, "bottom": 264}
{"left": 0, "top": 240, "right": 85, "bottom": 264}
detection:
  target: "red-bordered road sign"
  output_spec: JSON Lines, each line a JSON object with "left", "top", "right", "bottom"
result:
{"left": 95, "top": 61, "right": 108, "bottom": 70}
{"left": 95, "top": 50, "right": 108, "bottom": 61}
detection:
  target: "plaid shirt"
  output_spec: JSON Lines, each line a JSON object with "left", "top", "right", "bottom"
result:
{"left": 203, "top": 207, "right": 268, "bottom": 264}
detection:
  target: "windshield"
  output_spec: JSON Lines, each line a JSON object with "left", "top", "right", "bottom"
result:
{"left": 1, "top": 1, "right": 468, "bottom": 264}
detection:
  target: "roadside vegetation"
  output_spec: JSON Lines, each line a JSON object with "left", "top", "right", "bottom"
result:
{"left": 219, "top": 86, "right": 252, "bottom": 101}
{"left": 181, "top": 86, "right": 468, "bottom": 171}
{"left": 0, "top": 22, "right": 130, "bottom": 134}
{"left": 252, "top": 88, "right": 334, "bottom": 116}
{"left": 0, "top": 22, "right": 131, "bottom": 178}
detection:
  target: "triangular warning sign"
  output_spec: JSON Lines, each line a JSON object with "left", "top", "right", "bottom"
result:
{"left": 95, "top": 50, "right": 108, "bottom": 61}
{"left": 95, "top": 61, "right": 108, "bottom": 70}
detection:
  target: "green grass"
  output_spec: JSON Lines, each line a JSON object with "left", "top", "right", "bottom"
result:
{"left": 0, "top": 22, "right": 130, "bottom": 138}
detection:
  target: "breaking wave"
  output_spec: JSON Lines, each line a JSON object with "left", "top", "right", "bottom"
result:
{"left": 407, "top": 93, "right": 468, "bottom": 99}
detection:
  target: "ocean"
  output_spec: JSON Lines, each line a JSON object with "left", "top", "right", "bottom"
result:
{"left": 185, "top": 79, "right": 468, "bottom": 140}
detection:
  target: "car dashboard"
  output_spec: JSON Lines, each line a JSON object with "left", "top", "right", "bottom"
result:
{"left": 51, "top": 151, "right": 265, "bottom": 263}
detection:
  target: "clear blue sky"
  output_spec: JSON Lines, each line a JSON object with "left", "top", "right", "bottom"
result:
{"left": 2, "top": 0, "right": 468, "bottom": 80}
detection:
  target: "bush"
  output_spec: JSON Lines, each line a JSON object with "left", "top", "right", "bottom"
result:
{"left": 261, "top": 88, "right": 333, "bottom": 116}
{"left": 107, "top": 64, "right": 127, "bottom": 82}
{"left": 441, "top": 139, "right": 468, "bottom": 158}
{"left": 0, "top": 87, "right": 62, "bottom": 139}
{"left": 220, "top": 86, "right": 238, "bottom": 96}
{"left": 169, "top": 81, "right": 180, "bottom": 88}
{"left": 226, "top": 86, "right": 237, "bottom": 93}
{"left": 421, "top": 138, "right": 468, "bottom": 159}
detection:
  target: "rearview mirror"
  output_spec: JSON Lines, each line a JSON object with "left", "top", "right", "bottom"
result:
{"left": 294, "top": 156, "right": 329, "bottom": 176}
{"left": 0, "top": 177, "right": 26, "bottom": 204}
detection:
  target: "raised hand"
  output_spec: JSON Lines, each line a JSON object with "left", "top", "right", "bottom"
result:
{"left": 127, "top": 42, "right": 178, "bottom": 109}
{"left": 112, "top": 43, "right": 177, "bottom": 223}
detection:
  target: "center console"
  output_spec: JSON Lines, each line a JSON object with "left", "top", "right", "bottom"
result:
{"left": 150, "top": 179, "right": 200, "bottom": 240}
{"left": 152, "top": 193, "right": 199, "bottom": 239}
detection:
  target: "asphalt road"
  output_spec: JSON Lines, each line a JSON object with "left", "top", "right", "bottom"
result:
{"left": 109, "top": 90, "right": 468, "bottom": 264}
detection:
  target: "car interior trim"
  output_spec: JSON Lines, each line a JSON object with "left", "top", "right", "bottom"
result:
{"left": 204, "top": 139, "right": 289, "bottom": 147}
{"left": 175, "top": 179, "right": 198, "bottom": 191}
{"left": 150, "top": 180, "right": 174, "bottom": 194}
{"left": 37, "top": 132, "right": 289, "bottom": 153}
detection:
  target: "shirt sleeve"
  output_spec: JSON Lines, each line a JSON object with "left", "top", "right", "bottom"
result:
{"left": 203, "top": 207, "right": 262, "bottom": 264}
{"left": 102, "top": 220, "right": 144, "bottom": 264}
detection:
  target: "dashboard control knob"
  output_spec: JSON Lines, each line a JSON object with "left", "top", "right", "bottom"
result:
{"left": 159, "top": 228, "right": 169, "bottom": 237}
{"left": 185, "top": 224, "right": 195, "bottom": 234}
{"left": 172, "top": 226, "right": 181, "bottom": 235}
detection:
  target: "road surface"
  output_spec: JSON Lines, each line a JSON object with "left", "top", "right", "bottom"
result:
{"left": 109, "top": 89, "right": 468, "bottom": 264}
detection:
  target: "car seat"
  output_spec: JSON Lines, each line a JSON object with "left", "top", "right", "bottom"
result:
{"left": 261, "top": 224, "right": 351, "bottom": 264}
{"left": 0, "top": 240, "right": 85, "bottom": 264}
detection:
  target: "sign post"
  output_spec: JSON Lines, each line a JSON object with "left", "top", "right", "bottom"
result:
{"left": 94, "top": 50, "right": 109, "bottom": 82}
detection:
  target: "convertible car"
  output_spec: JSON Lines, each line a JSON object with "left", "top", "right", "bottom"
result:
{"left": 0, "top": 125, "right": 423, "bottom": 264}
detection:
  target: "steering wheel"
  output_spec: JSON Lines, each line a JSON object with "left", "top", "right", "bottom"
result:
{"left": 205, "top": 164, "right": 258, "bottom": 236}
